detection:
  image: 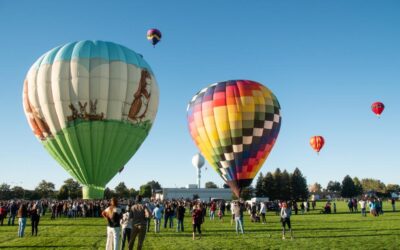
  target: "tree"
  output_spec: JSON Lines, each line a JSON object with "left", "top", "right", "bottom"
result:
{"left": 272, "top": 168, "right": 283, "bottom": 199}
{"left": 361, "top": 178, "right": 386, "bottom": 193}
{"left": 308, "top": 182, "right": 322, "bottom": 193}
{"left": 386, "top": 184, "right": 400, "bottom": 194}
{"left": 290, "top": 168, "right": 308, "bottom": 200}
{"left": 0, "top": 183, "right": 11, "bottom": 200}
{"left": 263, "top": 172, "right": 275, "bottom": 200}
{"left": 223, "top": 183, "right": 230, "bottom": 189}
{"left": 58, "top": 178, "right": 82, "bottom": 200}
{"left": 240, "top": 186, "right": 254, "bottom": 200}
{"left": 281, "top": 170, "right": 291, "bottom": 200}
{"left": 35, "top": 180, "right": 55, "bottom": 198}
{"left": 146, "top": 180, "right": 162, "bottom": 191}
{"left": 11, "top": 186, "right": 25, "bottom": 199}
{"left": 205, "top": 182, "right": 218, "bottom": 189}
{"left": 104, "top": 187, "right": 115, "bottom": 199}
{"left": 353, "top": 177, "right": 363, "bottom": 196}
{"left": 341, "top": 175, "right": 356, "bottom": 198}
{"left": 129, "top": 188, "right": 139, "bottom": 198}
{"left": 115, "top": 182, "right": 130, "bottom": 198}
{"left": 139, "top": 184, "right": 152, "bottom": 198}
{"left": 326, "top": 181, "right": 341, "bottom": 193}
{"left": 255, "top": 173, "right": 265, "bottom": 197}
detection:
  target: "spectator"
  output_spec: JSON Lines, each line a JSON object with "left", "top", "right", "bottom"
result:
{"left": 280, "top": 202, "right": 293, "bottom": 240}
{"left": 120, "top": 208, "right": 132, "bottom": 250}
{"left": 176, "top": 202, "right": 185, "bottom": 232}
{"left": 101, "top": 197, "right": 122, "bottom": 250}
{"left": 152, "top": 204, "right": 162, "bottom": 233}
{"left": 128, "top": 195, "right": 149, "bottom": 250}
{"left": 17, "top": 203, "right": 28, "bottom": 237}
{"left": 192, "top": 203, "right": 203, "bottom": 240}
{"left": 8, "top": 201, "right": 18, "bottom": 226}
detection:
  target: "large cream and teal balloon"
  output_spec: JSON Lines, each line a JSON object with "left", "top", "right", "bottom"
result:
{"left": 23, "top": 40, "right": 159, "bottom": 199}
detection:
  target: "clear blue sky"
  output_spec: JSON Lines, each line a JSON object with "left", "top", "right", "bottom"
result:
{"left": 0, "top": 0, "right": 399, "bottom": 190}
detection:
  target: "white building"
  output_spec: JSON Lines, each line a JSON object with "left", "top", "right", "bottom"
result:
{"left": 155, "top": 188, "right": 232, "bottom": 201}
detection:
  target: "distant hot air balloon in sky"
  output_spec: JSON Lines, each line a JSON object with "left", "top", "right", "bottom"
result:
{"left": 310, "top": 136, "right": 325, "bottom": 154}
{"left": 23, "top": 40, "right": 159, "bottom": 199}
{"left": 371, "top": 102, "right": 384, "bottom": 117}
{"left": 187, "top": 80, "right": 282, "bottom": 198}
{"left": 147, "top": 29, "right": 162, "bottom": 47}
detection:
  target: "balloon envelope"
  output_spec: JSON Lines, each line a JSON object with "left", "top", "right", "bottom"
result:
{"left": 147, "top": 29, "right": 162, "bottom": 46}
{"left": 371, "top": 102, "right": 384, "bottom": 117}
{"left": 23, "top": 40, "right": 159, "bottom": 199}
{"left": 310, "top": 136, "right": 325, "bottom": 153}
{"left": 192, "top": 153, "right": 205, "bottom": 169}
{"left": 187, "top": 80, "right": 281, "bottom": 197}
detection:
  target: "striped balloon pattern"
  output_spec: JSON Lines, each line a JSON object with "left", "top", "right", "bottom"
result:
{"left": 187, "top": 80, "right": 281, "bottom": 197}
{"left": 23, "top": 40, "right": 159, "bottom": 199}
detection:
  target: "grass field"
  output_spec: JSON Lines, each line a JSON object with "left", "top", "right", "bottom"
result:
{"left": 0, "top": 201, "right": 398, "bottom": 250}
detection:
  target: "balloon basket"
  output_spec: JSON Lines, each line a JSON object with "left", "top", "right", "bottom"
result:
{"left": 82, "top": 185, "right": 105, "bottom": 199}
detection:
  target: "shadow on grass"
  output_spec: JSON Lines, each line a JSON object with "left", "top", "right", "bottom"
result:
{"left": 299, "top": 233, "right": 397, "bottom": 239}
{"left": 0, "top": 246, "right": 88, "bottom": 248}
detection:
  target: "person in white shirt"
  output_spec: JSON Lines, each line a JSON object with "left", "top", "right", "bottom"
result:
{"left": 120, "top": 209, "right": 132, "bottom": 250}
{"left": 259, "top": 202, "right": 267, "bottom": 224}
{"left": 359, "top": 199, "right": 367, "bottom": 217}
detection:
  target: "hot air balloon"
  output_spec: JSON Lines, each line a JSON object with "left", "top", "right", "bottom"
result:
{"left": 310, "top": 136, "right": 324, "bottom": 154}
{"left": 371, "top": 102, "right": 384, "bottom": 117}
{"left": 23, "top": 40, "right": 159, "bottom": 199}
{"left": 187, "top": 80, "right": 282, "bottom": 198}
{"left": 147, "top": 29, "right": 162, "bottom": 47}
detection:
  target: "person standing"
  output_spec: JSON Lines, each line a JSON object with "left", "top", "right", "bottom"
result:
{"left": 280, "top": 202, "right": 293, "bottom": 240}
{"left": 260, "top": 202, "right": 267, "bottom": 224}
{"left": 391, "top": 198, "right": 396, "bottom": 212}
{"left": 152, "top": 204, "right": 162, "bottom": 233}
{"left": 176, "top": 202, "right": 185, "bottom": 232}
{"left": 359, "top": 199, "right": 367, "bottom": 217}
{"left": 17, "top": 203, "right": 28, "bottom": 237}
{"left": 29, "top": 204, "right": 40, "bottom": 236}
{"left": 233, "top": 202, "right": 244, "bottom": 234}
{"left": 8, "top": 201, "right": 18, "bottom": 226}
{"left": 192, "top": 203, "right": 203, "bottom": 240}
{"left": 209, "top": 201, "right": 216, "bottom": 220}
{"left": 129, "top": 196, "right": 149, "bottom": 250}
{"left": 0, "top": 202, "right": 6, "bottom": 226}
{"left": 101, "top": 197, "right": 122, "bottom": 250}
{"left": 120, "top": 208, "right": 132, "bottom": 250}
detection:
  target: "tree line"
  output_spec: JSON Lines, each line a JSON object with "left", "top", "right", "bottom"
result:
{"left": 323, "top": 175, "right": 399, "bottom": 198}
{"left": 254, "top": 168, "right": 309, "bottom": 201}
{"left": 0, "top": 179, "right": 162, "bottom": 200}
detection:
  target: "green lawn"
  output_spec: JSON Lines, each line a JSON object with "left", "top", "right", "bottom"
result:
{"left": 0, "top": 201, "right": 398, "bottom": 250}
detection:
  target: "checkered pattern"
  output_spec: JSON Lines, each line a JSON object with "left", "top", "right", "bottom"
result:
{"left": 187, "top": 80, "right": 281, "bottom": 191}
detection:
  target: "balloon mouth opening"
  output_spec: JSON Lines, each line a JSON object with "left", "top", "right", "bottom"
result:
{"left": 82, "top": 185, "right": 105, "bottom": 199}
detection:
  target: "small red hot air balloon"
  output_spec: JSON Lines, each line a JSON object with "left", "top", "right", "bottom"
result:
{"left": 371, "top": 102, "right": 384, "bottom": 117}
{"left": 310, "top": 136, "right": 324, "bottom": 154}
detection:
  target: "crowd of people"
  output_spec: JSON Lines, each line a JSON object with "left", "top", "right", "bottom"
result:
{"left": 0, "top": 196, "right": 397, "bottom": 249}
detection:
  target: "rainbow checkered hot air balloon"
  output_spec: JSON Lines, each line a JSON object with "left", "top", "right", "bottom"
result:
{"left": 187, "top": 80, "right": 282, "bottom": 198}
{"left": 147, "top": 29, "right": 162, "bottom": 47}
{"left": 23, "top": 40, "right": 159, "bottom": 199}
